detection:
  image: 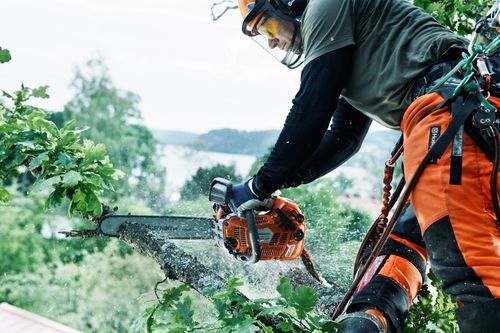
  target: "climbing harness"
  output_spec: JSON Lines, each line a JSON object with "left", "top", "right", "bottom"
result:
{"left": 333, "top": 13, "right": 500, "bottom": 319}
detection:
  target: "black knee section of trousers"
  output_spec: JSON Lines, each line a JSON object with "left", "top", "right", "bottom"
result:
{"left": 456, "top": 298, "right": 500, "bottom": 333}
{"left": 348, "top": 276, "right": 409, "bottom": 333}
{"left": 391, "top": 203, "right": 425, "bottom": 248}
{"left": 337, "top": 315, "right": 383, "bottom": 333}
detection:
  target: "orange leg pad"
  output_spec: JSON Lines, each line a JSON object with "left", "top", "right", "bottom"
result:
{"left": 378, "top": 255, "right": 423, "bottom": 303}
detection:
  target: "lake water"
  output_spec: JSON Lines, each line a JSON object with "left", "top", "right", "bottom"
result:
{"left": 159, "top": 144, "right": 256, "bottom": 200}
{"left": 158, "top": 144, "right": 377, "bottom": 205}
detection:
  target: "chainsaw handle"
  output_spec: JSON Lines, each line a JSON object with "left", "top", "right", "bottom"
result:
{"left": 236, "top": 210, "right": 261, "bottom": 263}
{"left": 209, "top": 177, "right": 262, "bottom": 263}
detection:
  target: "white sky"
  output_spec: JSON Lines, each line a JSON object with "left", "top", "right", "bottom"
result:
{"left": 0, "top": 0, "right": 302, "bottom": 133}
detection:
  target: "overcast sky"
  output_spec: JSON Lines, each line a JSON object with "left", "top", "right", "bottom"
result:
{"left": 0, "top": 0, "right": 303, "bottom": 133}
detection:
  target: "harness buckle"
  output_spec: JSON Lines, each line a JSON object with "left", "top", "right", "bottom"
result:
{"left": 472, "top": 104, "right": 497, "bottom": 129}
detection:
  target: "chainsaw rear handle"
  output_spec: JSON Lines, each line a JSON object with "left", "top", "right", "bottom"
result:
{"left": 209, "top": 177, "right": 262, "bottom": 263}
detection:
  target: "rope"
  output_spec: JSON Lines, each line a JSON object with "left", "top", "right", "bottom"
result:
{"left": 352, "top": 142, "right": 404, "bottom": 276}
{"left": 353, "top": 173, "right": 405, "bottom": 276}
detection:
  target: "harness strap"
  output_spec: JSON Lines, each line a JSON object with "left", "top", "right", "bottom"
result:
{"left": 428, "top": 95, "right": 481, "bottom": 160}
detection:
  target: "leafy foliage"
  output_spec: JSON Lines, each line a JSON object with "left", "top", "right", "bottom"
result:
{"left": 180, "top": 163, "right": 242, "bottom": 200}
{"left": 0, "top": 46, "right": 11, "bottom": 63}
{"left": 414, "top": 0, "right": 495, "bottom": 36}
{"left": 0, "top": 84, "right": 123, "bottom": 217}
{"left": 0, "top": 190, "right": 165, "bottom": 332}
{"left": 146, "top": 277, "right": 339, "bottom": 333}
{"left": 0, "top": 241, "right": 163, "bottom": 333}
{"left": 404, "top": 272, "right": 459, "bottom": 333}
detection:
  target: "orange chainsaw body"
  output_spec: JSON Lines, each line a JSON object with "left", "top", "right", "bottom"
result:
{"left": 215, "top": 197, "right": 306, "bottom": 261}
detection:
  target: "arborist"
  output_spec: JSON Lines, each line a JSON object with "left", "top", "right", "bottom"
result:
{"left": 228, "top": 0, "right": 500, "bottom": 332}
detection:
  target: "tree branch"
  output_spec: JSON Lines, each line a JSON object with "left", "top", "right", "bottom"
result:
{"left": 117, "top": 222, "right": 344, "bottom": 318}
{"left": 210, "top": 0, "right": 238, "bottom": 21}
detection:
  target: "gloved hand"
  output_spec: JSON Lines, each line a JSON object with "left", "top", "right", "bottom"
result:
{"left": 230, "top": 178, "right": 275, "bottom": 217}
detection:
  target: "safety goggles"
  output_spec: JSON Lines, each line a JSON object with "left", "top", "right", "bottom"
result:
{"left": 256, "top": 15, "right": 280, "bottom": 39}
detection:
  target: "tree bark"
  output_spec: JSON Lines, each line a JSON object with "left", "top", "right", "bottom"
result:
{"left": 118, "top": 222, "right": 344, "bottom": 317}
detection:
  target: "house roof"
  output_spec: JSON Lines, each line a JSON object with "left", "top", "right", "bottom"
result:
{"left": 0, "top": 303, "right": 81, "bottom": 333}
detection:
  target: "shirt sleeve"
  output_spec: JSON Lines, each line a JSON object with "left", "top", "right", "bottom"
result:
{"left": 282, "top": 98, "right": 372, "bottom": 188}
{"left": 252, "top": 46, "right": 356, "bottom": 197}
{"left": 302, "top": 0, "right": 355, "bottom": 66}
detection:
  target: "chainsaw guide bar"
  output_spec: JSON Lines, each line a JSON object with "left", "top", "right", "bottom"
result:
{"left": 99, "top": 214, "right": 214, "bottom": 239}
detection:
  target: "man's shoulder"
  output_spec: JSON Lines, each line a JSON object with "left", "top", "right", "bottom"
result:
{"left": 302, "top": 0, "right": 357, "bottom": 65}
{"left": 303, "top": 0, "right": 350, "bottom": 18}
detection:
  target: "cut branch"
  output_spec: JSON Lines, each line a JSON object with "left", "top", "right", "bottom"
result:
{"left": 119, "top": 222, "right": 229, "bottom": 294}
{"left": 117, "top": 222, "right": 344, "bottom": 317}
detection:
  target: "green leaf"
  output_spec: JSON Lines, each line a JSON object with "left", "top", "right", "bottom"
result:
{"left": 0, "top": 123, "right": 24, "bottom": 134}
{"left": 145, "top": 306, "right": 158, "bottom": 333}
{"left": 4, "top": 151, "right": 28, "bottom": 169}
{"left": 235, "top": 321, "right": 260, "bottom": 333}
{"left": 31, "top": 85, "right": 50, "bottom": 99}
{"left": 321, "top": 321, "right": 340, "bottom": 331}
{"left": 59, "top": 131, "right": 79, "bottom": 147}
{"left": 258, "top": 305, "right": 282, "bottom": 317}
{"left": 226, "top": 278, "right": 244, "bottom": 293}
{"left": 31, "top": 175, "right": 61, "bottom": 193}
{"left": 143, "top": 306, "right": 155, "bottom": 320}
{"left": 83, "top": 187, "right": 102, "bottom": 217}
{"left": 173, "top": 297, "right": 195, "bottom": 326}
{"left": 0, "top": 188, "right": 12, "bottom": 203}
{"left": 72, "top": 188, "right": 87, "bottom": 213}
{"left": 277, "top": 277, "right": 293, "bottom": 302}
{"left": 29, "top": 152, "right": 50, "bottom": 170}
{"left": 257, "top": 320, "right": 275, "bottom": 333}
{"left": 277, "top": 321, "right": 294, "bottom": 332}
{"left": 45, "top": 187, "right": 65, "bottom": 209}
{"left": 83, "top": 141, "right": 107, "bottom": 162}
{"left": 32, "top": 118, "right": 59, "bottom": 137}
{"left": 62, "top": 171, "right": 83, "bottom": 187}
{"left": 291, "top": 287, "right": 317, "bottom": 320}
{"left": 0, "top": 47, "right": 11, "bottom": 63}
{"left": 161, "top": 284, "right": 190, "bottom": 305}
{"left": 307, "top": 314, "right": 322, "bottom": 329}
{"left": 82, "top": 172, "right": 105, "bottom": 188}
{"left": 56, "top": 152, "right": 73, "bottom": 166}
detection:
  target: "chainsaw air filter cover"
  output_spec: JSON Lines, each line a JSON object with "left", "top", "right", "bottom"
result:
{"left": 214, "top": 197, "right": 306, "bottom": 261}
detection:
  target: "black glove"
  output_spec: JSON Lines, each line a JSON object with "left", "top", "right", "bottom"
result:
{"left": 230, "top": 179, "right": 274, "bottom": 217}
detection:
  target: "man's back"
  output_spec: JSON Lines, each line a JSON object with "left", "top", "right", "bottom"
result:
{"left": 302, "top": 0, "right": 467, "bottom": 129}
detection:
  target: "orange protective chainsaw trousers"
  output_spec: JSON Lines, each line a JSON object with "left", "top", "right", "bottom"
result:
{"left": 346, "top": 93, "right": 500, "bottom": 333}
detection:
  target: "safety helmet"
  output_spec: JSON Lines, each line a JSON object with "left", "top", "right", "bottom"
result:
{"left": 238, "top": 0, "right": 307, "bottom": 69}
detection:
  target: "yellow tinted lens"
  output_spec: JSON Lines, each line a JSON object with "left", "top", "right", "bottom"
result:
{"left": 257, "top": 17, "right": 280, "bottom": 38}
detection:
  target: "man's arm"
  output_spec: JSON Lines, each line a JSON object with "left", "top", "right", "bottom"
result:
{"left": 251, "top": 46, "right": 356, "bottom": 197}
{"left": 282, "top": 98, "right": 371, "bottom": 188}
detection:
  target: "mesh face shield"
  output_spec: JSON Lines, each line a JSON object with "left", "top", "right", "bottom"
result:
{"left": 241, "top": 0, "right": 304, "bottom": 69}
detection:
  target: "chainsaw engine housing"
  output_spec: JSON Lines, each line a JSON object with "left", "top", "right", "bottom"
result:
{"left": 212, "top": 197, "right": 306, "bottom": 261}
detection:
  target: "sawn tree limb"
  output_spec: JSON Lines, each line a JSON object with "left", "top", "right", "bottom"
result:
{"left": 118, "top": 222, "right": 344, "bottom": 318}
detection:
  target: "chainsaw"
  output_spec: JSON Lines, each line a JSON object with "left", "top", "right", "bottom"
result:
{"left": 99, "top": 177, "right": 306, "bottom": 264}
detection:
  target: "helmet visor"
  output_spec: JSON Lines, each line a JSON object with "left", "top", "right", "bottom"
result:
{"left": 242, "top": 1, "right": 304, "bottom": 69}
